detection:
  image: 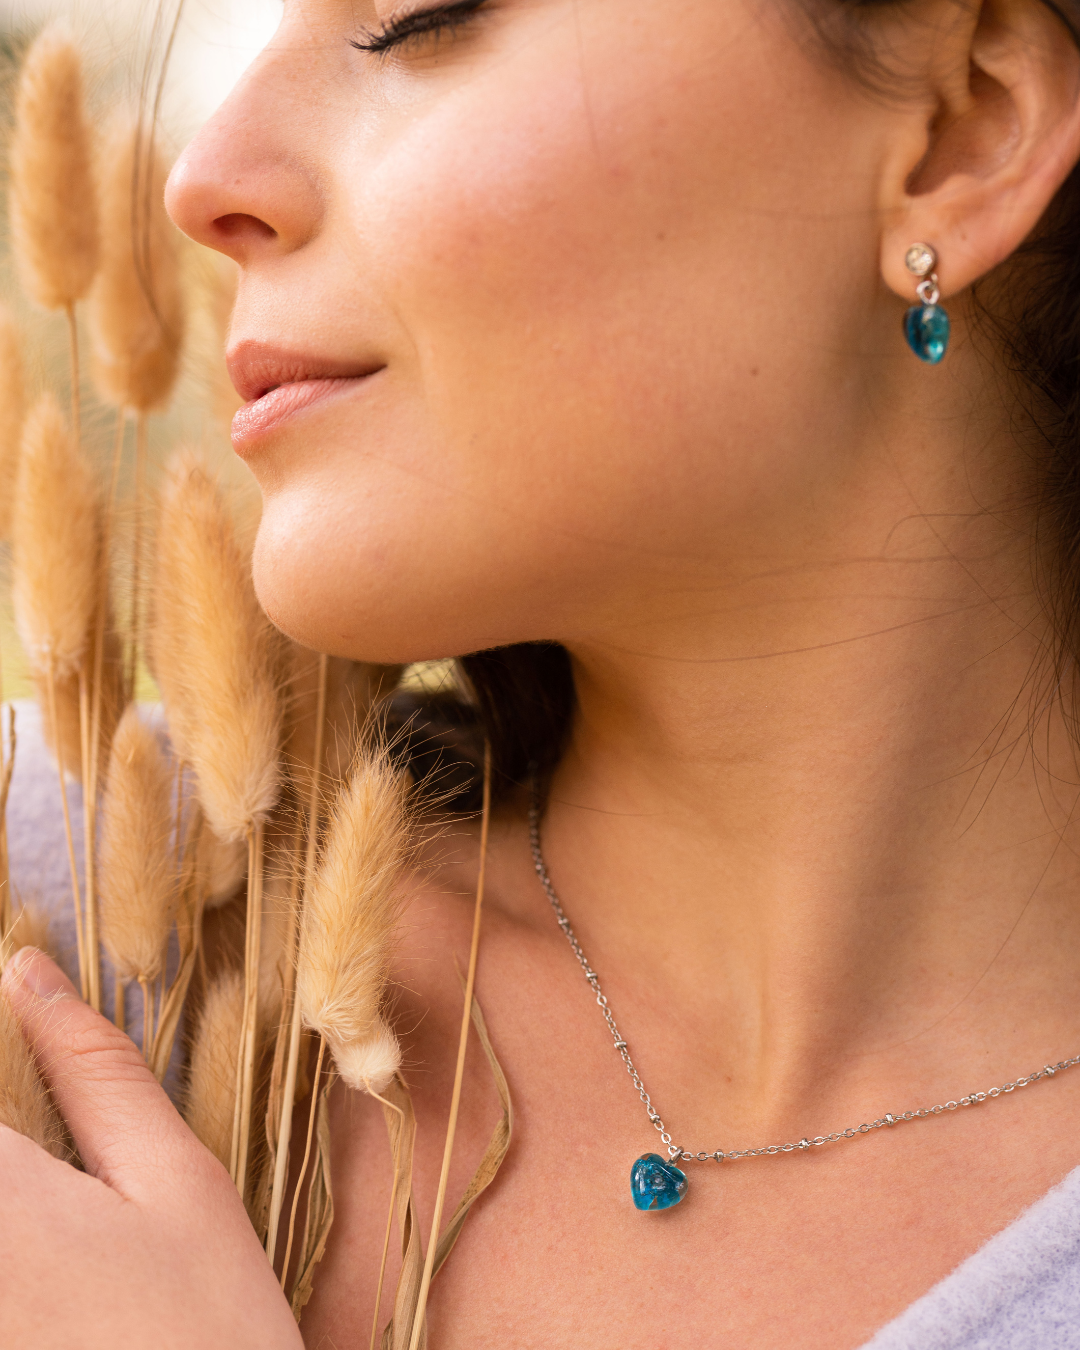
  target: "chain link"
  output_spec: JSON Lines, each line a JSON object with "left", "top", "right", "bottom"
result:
{"left": 528, "top": 787, "right": 1080, "bottom": 1165}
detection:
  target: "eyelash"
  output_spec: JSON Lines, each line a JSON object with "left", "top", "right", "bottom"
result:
{"left": 351, "top": 0, "right": 489, "bottom": 55}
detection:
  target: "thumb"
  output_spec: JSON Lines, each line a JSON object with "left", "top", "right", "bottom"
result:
{"left": 2, "top": 947, "right": 200, "bottom": 1198}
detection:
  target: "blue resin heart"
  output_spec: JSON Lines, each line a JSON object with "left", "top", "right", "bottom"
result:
{"left": 904, "top": 303, "right": 950, "bottom": 364}
{"left": 631, "top": 1153, "right": 688, "bottom": 1211}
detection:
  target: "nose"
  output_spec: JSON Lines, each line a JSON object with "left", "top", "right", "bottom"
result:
{"left": 165, "top": 49, "right": 322, "bottom": 265}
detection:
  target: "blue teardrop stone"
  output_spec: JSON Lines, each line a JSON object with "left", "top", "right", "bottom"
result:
{"left": 631, "top": 1153, "right": 688, "bottom": 1211}
{"left": 904, "top": 304, "right": 950, "bottom": 364}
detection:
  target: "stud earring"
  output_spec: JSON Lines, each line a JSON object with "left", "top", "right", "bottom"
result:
{"left": 903, "top": 243, "right": 950, "bottom": 364}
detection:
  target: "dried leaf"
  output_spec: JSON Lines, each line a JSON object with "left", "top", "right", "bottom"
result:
{"left": 290, "top": 1073, "right": 336, "bottom": 1319}
{"left": 431, "top": 994, "right": 513, "bottom": 1279}
{"left": 380, "top": 1074, "right": 426, "bottom": 1350}
{"left": 380, "top": 995, "right": 512, "bottom": 1349}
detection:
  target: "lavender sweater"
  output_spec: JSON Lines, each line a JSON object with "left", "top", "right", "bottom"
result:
{"left": 7, "top": 701, "right": 1080, "bottom": 1348}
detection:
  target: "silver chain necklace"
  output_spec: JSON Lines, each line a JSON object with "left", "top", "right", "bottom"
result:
{"left": 528, "top": 789, "right": 1080, "bottom": 1212}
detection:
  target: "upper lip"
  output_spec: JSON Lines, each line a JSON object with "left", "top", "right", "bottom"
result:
{"left": 226, "top": 340, "right": 386, "bottom": 404}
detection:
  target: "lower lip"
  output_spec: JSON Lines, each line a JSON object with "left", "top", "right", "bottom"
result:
{"left": 231, "top": 374, "right": 380, "bottom": 450}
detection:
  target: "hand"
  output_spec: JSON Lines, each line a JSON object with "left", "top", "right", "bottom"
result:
{"left": 0, "top": 947, "right": 305, "bottom": 1350}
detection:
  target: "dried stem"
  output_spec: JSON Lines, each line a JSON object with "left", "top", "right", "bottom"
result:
{"left": 128, "top": 412, "right": 147, "bottom": 700}
{"left": 173, "top": 758, "right": 185, "bottom": 874}
{"left": 45, "top": 659, "right": 86, "bottom": 998}
{"left": 266, "top": 652, "right": 328, "bottom": 1261}
{"left": 114, "top": 972, "right": 126, "bottom": 1033}
{"left": 281, "top": 1035, "right": 326, "bottom": 1290}
{"left": 232, "top": 821, "right": 266, "bottom": 1198}
{"left": 68, "top": 301, "right": 96, "bottom": 1008}
{"left": 139, "top": 973, "right": 154, "bottom": 1060}
{"left": 65, "top": 304, "right": 80, "bottom": 445}
{"left": 407, "top": 743, "right": 492, "bottom": 1350}
{"left": 0, "top": 705, "right": 14, "bottom": 943}
{"left": 78, "top": 665, "right": 100, "bottom": 1011}
{"left": 151, "top": 805, "right": 206, "bottom": 1082}
{"left": 85, "top": 413, "right": 127, "bottom": 1017}
{"left": 368, "top": 1088, "right": 405, "bottom": 1350}
{"left": 90, "top": 412, "right": 126, "bottom": 786}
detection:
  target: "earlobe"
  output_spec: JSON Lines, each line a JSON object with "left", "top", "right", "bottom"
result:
{"left": 879, "top": 0, "right": 1080, "bottom": 301}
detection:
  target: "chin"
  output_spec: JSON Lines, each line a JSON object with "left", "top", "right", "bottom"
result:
{"left": 250, "top": 498, "right": 544, "bottom": 667}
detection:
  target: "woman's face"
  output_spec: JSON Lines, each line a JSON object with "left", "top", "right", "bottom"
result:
{"left": 167, "top": 0, "right": 908, "bottom": 663}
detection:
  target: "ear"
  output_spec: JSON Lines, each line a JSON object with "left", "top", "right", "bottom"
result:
{"left": 880, "top": 0, "right": 1080, "bottom": 300}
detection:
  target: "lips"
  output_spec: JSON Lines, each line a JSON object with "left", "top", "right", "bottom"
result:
{"left": 227, "top": 342, "right": 386, "bottom": 447}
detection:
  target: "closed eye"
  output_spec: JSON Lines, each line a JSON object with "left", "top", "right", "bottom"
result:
{"left": 351, "top": 0, "right": 489, "bottom": 55}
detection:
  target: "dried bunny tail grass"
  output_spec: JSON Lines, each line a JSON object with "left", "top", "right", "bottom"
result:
{"left": 258, "top": 859, "right": 295, "bottom": 1030}
{"left": 283, "top": 645, "right": 403, "bottom": 796}
{"left": 5, "top": 903, "right": 52, "bottom": 961}
{"left": 296, "top": 746, "right": 411, "bottom": 1095}
{"left": 90, "top": 115, "right": 184, "bottom": 413}
{"left": 0, "top": 306, "right": 26, "bottom": 541}
{"left": 12, "top": 395, "right": 100, "bottom": 677}
{"left": 99, "top": 705, "right": 175, "bottom": 983}
{"left": 0, "top": 989, "right": 65, "bottom": 1157}
{"left": 197, "top": 827, "right": 248, "bottom": 910}
{"left": 33, "top": 611, "right": 124, "bottom": 783}
{"left": 282, "top": 645, "right": 340, "bottom": 799}
{"left": 9, "top": 23, "right": 99, "bottom": 312}
{"left": 408, "top": 744, "right": 492, "bottom": 1350}
{"left": 31, "top": 666, "right": 81, "bottom": 783}
{"left": 331, "top": 1017, "right": 400, "bottom": 1095}
{"left": 152, "top": 454, "right": 282, "bottom": 841}
{"left": 186, "top": 968, "right": 244, "bottom": 1169}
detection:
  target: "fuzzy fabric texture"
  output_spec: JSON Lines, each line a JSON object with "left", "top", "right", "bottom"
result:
{"left": 863, "top": 1165, "right": 1080, "bottom": 1348}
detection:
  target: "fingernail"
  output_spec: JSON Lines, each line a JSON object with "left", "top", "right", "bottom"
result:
{"left": 5, "top": 948, "right": 75, "bottom": 1002}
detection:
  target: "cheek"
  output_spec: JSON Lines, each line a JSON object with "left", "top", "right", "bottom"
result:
{"left": 346, "top": 6, "right": 881, "bottom": 541}
{"left": 256, "top": 2, "right": 886, "bottom": 661}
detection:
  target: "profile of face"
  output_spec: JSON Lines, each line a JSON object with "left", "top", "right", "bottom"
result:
{"left": 166, "top": 0, "right": 1080, "bottom": 666}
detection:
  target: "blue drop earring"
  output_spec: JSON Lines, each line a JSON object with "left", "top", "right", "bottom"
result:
{"left": 902, "top": 242, "right": 950, "bottom": 364}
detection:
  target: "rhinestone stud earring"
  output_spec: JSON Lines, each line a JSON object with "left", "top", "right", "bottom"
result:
{"left": 903, "top": 243, "right": 950, "bottom": 364}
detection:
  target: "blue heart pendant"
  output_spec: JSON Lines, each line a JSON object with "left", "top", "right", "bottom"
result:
{"left": 903, "top": 303, "right": 950, "bottom": 364}
{"left": 631, "top": 1153, "right": 688, "bottom": 1211}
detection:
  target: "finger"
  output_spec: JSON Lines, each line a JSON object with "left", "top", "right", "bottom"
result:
{"left": 1, "top": 947, "right": 206, "bottom": 1198}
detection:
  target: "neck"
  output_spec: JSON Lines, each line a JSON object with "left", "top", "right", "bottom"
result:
{"left": 541, "top": 373, "right": 1080, "bottom": 1136}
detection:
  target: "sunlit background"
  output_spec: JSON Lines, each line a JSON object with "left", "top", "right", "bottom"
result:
{"left": 0, "top": 0, "right": 282, "bottom": 133}
{"left": 0, "top": 1, "right": 282, "bottom": 699}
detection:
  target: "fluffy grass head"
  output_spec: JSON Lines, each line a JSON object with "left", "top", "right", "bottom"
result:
{"left": 12, "top": 395, "right": 100, "bottom": 677}
{"left": 152, "top": 453, "right": 282, "bottom": 842}
{"left": 297, "top": 746, "right": 411, "bottom": 1095}
{"left": 91, "top": 115, "right": 185, "bottom": 413}
{"left": 9, "top": 23, "right": 99, "bottom": 311}
{"left": 99, "top": 705, "right": 176, "bottom": 983}
{"left": 185, "top": 968, "right": 243, "bottom": 1169}
{"left": 0, "top": 989, "right": 66, "bottom": 1158}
